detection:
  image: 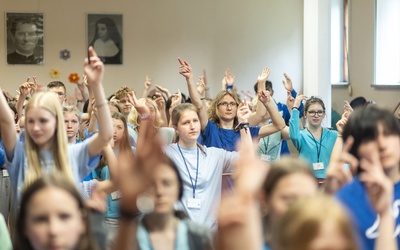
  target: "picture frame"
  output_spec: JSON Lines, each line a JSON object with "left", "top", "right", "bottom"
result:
{"left": 6, "top": 12, "right": 44, "bottom": 65}
{"left": 87, "top": 14, "right": 123, "bottom": 65}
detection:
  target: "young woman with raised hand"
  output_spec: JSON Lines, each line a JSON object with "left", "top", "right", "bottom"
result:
{"left": 13, "top": 174, "right": 98, "bottom": 250}
{"left": 0, "top": 47, "right": 113, "bottom": 206}
{"left": 288, "top": 96, "right": 338, "bottom": 181}
{"left": 178, "top": 58, "right": 285, "bottom": 152}
{"left": 327, "top": 105, "right": 400, "bottom": 250}
{"left": 164, "top": 101, "right": 253, "bottom": 229}
{"left": 113, "top": 104, "right": 213, "bottom": 250}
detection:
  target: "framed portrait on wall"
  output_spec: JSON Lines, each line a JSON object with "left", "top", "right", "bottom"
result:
{"left": 6, "top": 13, "right": 44, "bottom": 65}
{"left": 87, "top": 14, "right": 123, "bottom": 64}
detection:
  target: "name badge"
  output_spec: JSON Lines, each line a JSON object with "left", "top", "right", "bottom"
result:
{"left": 2, "top": 169, "right": 9, "bottom": 177}
{"left": 111, "top": 190, "right": 122, "bottom": 200}
{"left": 313, "top": 162, "right": 324, "bottom": 171}
{"left": 261, "top": 154, "right": 271, "bottom": 162}
{"left": 187, "top": 198, "right": 201, "bottom": 209}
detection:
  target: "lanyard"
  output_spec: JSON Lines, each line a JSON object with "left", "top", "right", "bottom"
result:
{"left": 307, "top": 128, "right": 323, "bottom": 162}
{"left": 177, "top": 144, "right": 199, "bottom": 198}
{"left": 262, "top": 136, "right": 270, "bottom": 154}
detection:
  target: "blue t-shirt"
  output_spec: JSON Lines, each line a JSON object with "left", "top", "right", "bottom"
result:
{"left": 0, "top": 147, "right": 4, "bottom": 167}
{"left": 336, "top": 178, "right": 400, "bottom": 250}
{"left": 198, "top": 120, "right": 260, "bottom": 152}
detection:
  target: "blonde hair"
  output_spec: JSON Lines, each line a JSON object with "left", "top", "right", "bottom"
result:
{"left": 208, "top": 90, "right": 242, "bottom": 128}
{"left": 272, "top": 195, "right": 358, "bottom": 250}
{"left": 63, "top": 105, "right": 80, "bottom": 122}
{"left": 24, "top": 92, "right": 74, "bottom": 186}
{"left": 128, "top": 98, "right": 163, "bottom": 128}
{"left": 114, "top": 86, "right": 132, "bottom": 100}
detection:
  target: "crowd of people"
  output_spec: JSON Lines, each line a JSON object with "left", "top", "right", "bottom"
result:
{"left": 0, "top": 48, "right": 399, "bottom": 250}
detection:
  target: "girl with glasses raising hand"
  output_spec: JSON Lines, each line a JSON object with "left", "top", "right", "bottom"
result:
{"left": 288, "top": 96, "right": 338, "bottom": 182}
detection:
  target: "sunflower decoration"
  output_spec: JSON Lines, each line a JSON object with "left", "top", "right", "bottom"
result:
{"left": 50, "top": 68, "right": 61, "bottom": 79}
{"left": 68, "top": 73, "right": 80, "bottom": 83}
{"left": 60, "top": 49, "right": 71, "bottom": 60}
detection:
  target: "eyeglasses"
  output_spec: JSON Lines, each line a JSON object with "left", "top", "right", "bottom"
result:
{"left": 307, "top": 110, "right": 325, "bottom": 116}
{"left": 218, "top": 102, "right": 237, "bottom": 108}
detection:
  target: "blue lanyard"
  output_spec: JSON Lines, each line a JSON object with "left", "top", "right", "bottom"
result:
{"left": 177, "top": 144, "right": 199, "bottom": 199}
{"left": 307, "top": 128, "right": 323, "bottom": 162}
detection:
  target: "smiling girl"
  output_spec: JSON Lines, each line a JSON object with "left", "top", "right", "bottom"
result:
{"left": 0, "top": 47, "right": 113, "bottom": 206}
{"left": 288, "top": 96, "right": 338, "bottom": 181}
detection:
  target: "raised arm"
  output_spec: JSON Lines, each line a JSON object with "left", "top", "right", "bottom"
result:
{"left": 217, "top": 133, "right": 269, "bottom": 250}
{"left": 236, "top": 99, "right": 255, "bottom": 149}
{"left": 85, "top": 47, "right": 113, "bottom": 156}
{"left": 141, "top": 75, "right": 152, "bottom": 99}
{"left": 257, "top": 90, "right": 286, "bottom": 138}
{"left": 249, "top": 67, "right": 270, "bottom": 126}
{"left": 288, "top": 94, "right": 307, "bottom": 149}
{"left": 178, "top": 58, "right": 208, "bottom": 130}
{"left": 358, "top": 144, "right": 397, "bottom": 250}
{"left": 0, "top": 88, "right": 18, "bottom": 160}
{"left": 153, "top": 92, "right": 168, "bottom": 127}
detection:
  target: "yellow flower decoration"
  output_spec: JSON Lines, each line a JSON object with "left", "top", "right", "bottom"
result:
{"left": 50, "top": 69, "right": 61, "bottom": 79}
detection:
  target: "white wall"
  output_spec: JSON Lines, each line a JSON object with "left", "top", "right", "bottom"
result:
{"left": 0, "top": 0, "right": 303, "bottom": 103}
{"left": 332, "top": 0, "right": 400, "bottom": 112}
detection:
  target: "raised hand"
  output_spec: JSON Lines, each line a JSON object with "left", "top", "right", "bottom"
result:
{"left": 144, "top": 75, "right": 152, "bottom": 91}
{"left": 336, "top": 111, "right": 349, "bottom": 135}
{"left": 225, "top": 68, "right": 235, "bottom": 87}
{"left": 325, "top": 137, "right": 358, "bottom": 194}
{"left": 196, "top": 76, "right": 206, "bottom": 96}
{"left": 155, "top": 84, "right": 171, "bottom": 97}
{"left": 257, "top": 67, "right": 270, "bottom": 83}
{"left": 343, "top": 100, "right": 353, "bottom": 116}
{"left": 237, "top": 98, "right": 252, "bottom": 123}
{"left": 128, "top": 91, "right": 150, "bottom": 115}
{"left": 152, "top": 92, "right": 165, "bottom": 111}
{"left": 286, "top": 91, "right": 295, "bottom": 110}
{"left": 178, "top": 58, "right": 193, "bottom": 79}
{"left": 258, "top": 89, "right": 272, "bottom": 105}
{"left": 282, "top": 73, "right": 293, "bottom": 92}
{"left": 169, "top": 90, "right": 182, "bottom": 113}
{"left": 359, "top": 142, "right": 393, "bottom": 214}
{"left": 84, "top": 47, "right": 104, "bottom": 86}
{"left": 293, "top": 94, "right": 306, "bottom": 109}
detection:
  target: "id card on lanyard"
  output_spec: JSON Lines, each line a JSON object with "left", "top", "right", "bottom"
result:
{"left": 178, "top": 144, "right": 201, "bottom": 209}
{"left": 307, "top": 128, "right": 324, "bottom": 171}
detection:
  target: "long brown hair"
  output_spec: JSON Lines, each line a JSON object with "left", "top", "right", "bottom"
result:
{"left": 14, "top": 174, "right": 98, "bottom": 250}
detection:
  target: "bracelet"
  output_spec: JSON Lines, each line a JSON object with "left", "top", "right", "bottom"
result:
{"left": 119, "top": 207, "right": 139, "bottom": 220}
{"left": 337, "top": 134, "right": 342, "bottom": 138}
{"left": 95, "top": 100, "right": 108, "bottom": 109}
{"left": 77, "top": 100, "right": 83, "bottom": 103}
{"left": 140, "top": 113, "right": 151, "bottom": 121}
{"left": 292, "top": 106, "right": 299, "bottom": 110}
{"left": 200, "top": 97, "right": 206, "bottom": 100}
{"left": 235, "top": 122, "right": 249, "bottom": 133}
{"left": 226, "top": 85, "right": 233, "bottom": 90}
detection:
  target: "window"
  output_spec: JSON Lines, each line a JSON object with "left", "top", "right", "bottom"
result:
{"left": 374, "top": 0, "right": 400, "bottom": 86}
{"left": 331, "top": 0, "right": 349, "bottom": 85}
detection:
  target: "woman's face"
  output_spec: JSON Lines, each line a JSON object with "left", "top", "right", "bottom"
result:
{"left": 265, "top": 173, "right": 317, "bottom": 218}
{"left": 25, "top": 187, "right": 85, "bottom": 250}
{"left": 64, "top": 112, "right": 79, "bottom": 139}
{"left": 175, "top": 110, "right": 201, "bottom": 144}
{"left": 26, "top": 107, "right": 57, "bottom": 150}
{"left": 149, "top": 163, "right": 180, "bottom": 214}
{"left": 97, "top": 23, "right": 108, "bottom": 41}
{"left": 357, "top": 123, "right": 400, "bottom": 170}
{"left": 308, "top": 218, "right": 352, "bottom": 250}
{"left": 112, "top": 118, "right": 125, "bottom": 147}
{"left": 305, "top": 103, "right": 325, "bottom": 128}
{"left": 217, "top": 94, "right": 238, "bottom": 123}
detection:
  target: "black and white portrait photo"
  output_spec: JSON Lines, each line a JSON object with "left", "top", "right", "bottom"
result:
{"left": 6, "top": 13, "right": 44, "bottom": 65}
{"left": 87, "top": 14, "right": 123, "bottom": 64}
